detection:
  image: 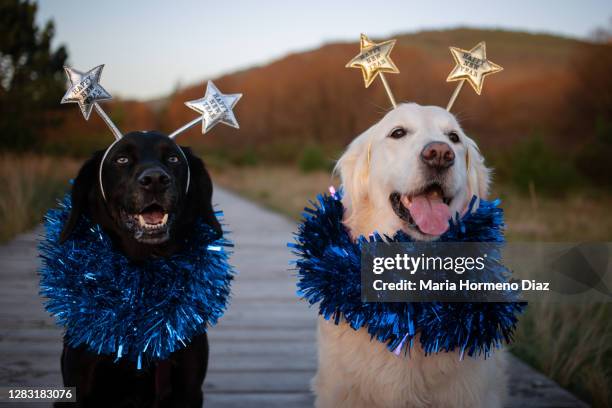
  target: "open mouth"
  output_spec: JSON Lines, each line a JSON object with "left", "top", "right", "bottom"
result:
{"left": 390, "top": 183, "right": 453, "bottom": 236}
{"left": 136, "top": 204, "right": 169, "bottom": 230}
{"left": 121, "top": 203, "right": 173, "bottom": 243}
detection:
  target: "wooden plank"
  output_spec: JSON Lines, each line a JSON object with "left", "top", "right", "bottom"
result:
{"left": 0, "top": 339, "right": 316, "bottom": 357}
{"left": 204, "top": 393, "right": 314, "bottom": 408}
{"left": 506, "top": 357, "right": 588, "bottom": 408}
{"left": 0, "top": 353, "right": 317, "bottom": 378}
{"left": 0, "top": 327, "right": 317, "bottom": 343}
{"left": 204, "top": 371, "right": 312, "bottom": 393}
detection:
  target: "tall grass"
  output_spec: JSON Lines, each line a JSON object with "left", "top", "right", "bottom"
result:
{"left": 500, "top": 182, "right": 612, "bottom": 408}
{"left": 512, "top": 303, "right": 612, "bottom": 407}
{"left": 0, "top": 154, "right": 81, "bottom": 242}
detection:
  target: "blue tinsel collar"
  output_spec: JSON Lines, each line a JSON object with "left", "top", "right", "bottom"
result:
{"left": 290, "top": 191, "right": 525, "bottom": 357}
{"left": 39, "top": 195, "right": 234, "bottom": 368}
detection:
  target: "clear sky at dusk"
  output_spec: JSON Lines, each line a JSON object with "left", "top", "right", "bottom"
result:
{"left": 37, "top": 0, "right": 611, "bottom": 100}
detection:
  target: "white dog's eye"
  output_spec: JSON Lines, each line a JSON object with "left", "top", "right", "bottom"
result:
{"left": 388, "top": 127, "right": 407, "bottom": 139}
{"left": 115, "top": 156, "right": 129, "bottom": 165}
{"left": 447, "top": 131, "right": 460, "bottom": 143}
{"left": 167, "top": 155, "right": 180, "bottom": 164}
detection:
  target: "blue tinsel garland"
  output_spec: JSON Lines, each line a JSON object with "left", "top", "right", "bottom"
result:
{"left": 289, "top": 192, "right": 525, "bottom": 357}
{"left": 39, "top": 195, "right": 234, "bottom": 368}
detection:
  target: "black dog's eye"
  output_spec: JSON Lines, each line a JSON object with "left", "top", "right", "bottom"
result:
{"left": 167, "top": 155, "right": 180, "bottom": 164}
{"left": 389, "top": 127, "right": 407, "bottom": 139}
{"left": 447, "top": 131, "right": 460, "bottom": 143}
{"left": 115, "top": 156, "right": 129, "bottom": 165}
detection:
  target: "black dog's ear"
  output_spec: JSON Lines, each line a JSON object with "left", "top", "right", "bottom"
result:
{"left": 183, "top": 147, "right": 223, "bottom": 239}
{"left": 60, "top": 151, "right": 104, "bottom": 243}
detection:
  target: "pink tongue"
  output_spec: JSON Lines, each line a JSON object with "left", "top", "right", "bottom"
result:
{"left": 407, "top": 196, "right": 451, "bottom": 235}
{"left": 142, "top": 211, "right": 164, "bottom": 224}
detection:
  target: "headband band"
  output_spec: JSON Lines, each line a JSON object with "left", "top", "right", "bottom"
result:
{"left": 61, "top": 65, "right": 242, "bottom": 202}
{"left": 97, "top": 134, "right": 192, "bottom": 202}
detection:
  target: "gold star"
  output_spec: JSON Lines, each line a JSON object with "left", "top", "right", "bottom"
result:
{"left": 346, "top": 33, "right": 400, "bottom": 88}
{"left": 446, "top": 41, "right": 503, "bottom": 95}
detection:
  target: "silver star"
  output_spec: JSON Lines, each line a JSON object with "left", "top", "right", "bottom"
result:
{"left": 185, "top": 81, "right": 242, "bottom": 134}
{"left": 61, "top": 65, "right": 112, "bottom": 120}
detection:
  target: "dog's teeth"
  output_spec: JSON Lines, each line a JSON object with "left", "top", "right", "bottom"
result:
{"left": 400, "top": 195, "right": 412, "bottom": 208}
{"left": 135, "top": 212, "right": 169, "bottom": 230}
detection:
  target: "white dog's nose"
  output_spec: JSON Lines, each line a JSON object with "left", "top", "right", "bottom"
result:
{"left": 420, "top": 142, "right": 455, "bottom": 169}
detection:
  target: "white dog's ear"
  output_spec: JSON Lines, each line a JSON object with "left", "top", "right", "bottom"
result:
{"left": 334, "top": 132, "right": 372, "bottom": 219}
{"left": 464, "top": 135, "right": 491, "bottom": 202}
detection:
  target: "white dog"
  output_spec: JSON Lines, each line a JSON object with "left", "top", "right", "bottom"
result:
{"left": 313, "top": 103, "right": 506, "bottom": 408}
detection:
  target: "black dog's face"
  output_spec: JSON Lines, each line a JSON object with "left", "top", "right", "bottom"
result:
{"left": 61, "top": 131, "right": 221, "bottom": 259}
{"left": 102, "top": 132, "right": 188, "bottom": 244}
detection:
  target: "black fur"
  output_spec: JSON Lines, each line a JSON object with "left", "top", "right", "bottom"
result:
{"left": 56, "top": 131, "right": 219, "bottom": 407}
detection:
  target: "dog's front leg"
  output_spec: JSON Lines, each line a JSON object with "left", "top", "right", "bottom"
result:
{"left": 312, "top": 319, "right": 375, "bottom": 408}
{"left": 54, "top": 343, "right": 99, "bottom": 407}
{"left": 162, "top": 333, "right": 209, "bottom": 408}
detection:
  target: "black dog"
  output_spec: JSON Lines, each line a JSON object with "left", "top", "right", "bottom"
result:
{"left": 55, "top": 131, "right": 221, "bottom": 408}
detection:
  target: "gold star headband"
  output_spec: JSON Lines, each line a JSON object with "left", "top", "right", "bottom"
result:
{"left": 445, "top": 41, "right": 503, "bottom": 111}
{"left": 345, "top": 36, "right": 503, "bottom": 171}
{"left": 345, "top": 35, "right": 503, "bottom": 112}
{"left": 61, "top": 64, "right": 242, "bottom": 201}
{"left": 346, "top": 33, "right": 400, "bottom": 108}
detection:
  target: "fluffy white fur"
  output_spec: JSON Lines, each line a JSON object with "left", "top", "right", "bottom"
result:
{"left": 313, "top": 103, "right": 506, "bottom": 408}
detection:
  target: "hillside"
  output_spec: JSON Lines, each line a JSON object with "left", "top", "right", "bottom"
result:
{"left": 43, "top": 28, "right": 610, "bottom": 164}
{"left": 153, "top": 28, "right": 608, "bottom": 165}
{"left": 43, "top": 99, "right": 160, "bottom": 156}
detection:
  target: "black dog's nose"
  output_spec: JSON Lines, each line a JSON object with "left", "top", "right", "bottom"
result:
{"left": 138, "top": 167, "right": 171, "bottom": 191}
{"left": 420, "top": 142, "right": 455, "bottom": 169}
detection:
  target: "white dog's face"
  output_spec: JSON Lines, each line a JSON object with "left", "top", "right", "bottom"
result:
{"left": 337, "top": 103, "right": 490, "bottom": 240}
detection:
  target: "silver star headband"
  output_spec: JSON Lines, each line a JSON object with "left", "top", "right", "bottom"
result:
{"left": 61, "top": 64, "right": 242, "bottom": 201}
{"left": 169, "top": 81, "right": 242, "bottom": 137}
{"left": 61, "top": 65, "right": 122, "bottom": 140}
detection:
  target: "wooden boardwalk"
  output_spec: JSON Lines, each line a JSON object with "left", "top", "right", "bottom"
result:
{"left": 0, "top": 188, "right": 587, "bottom": 407}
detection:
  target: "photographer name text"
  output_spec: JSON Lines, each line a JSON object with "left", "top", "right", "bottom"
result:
{"left": 372, "top": 279, "right": 549, "bottom": 292}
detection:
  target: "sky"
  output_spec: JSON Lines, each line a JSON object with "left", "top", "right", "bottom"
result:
{"left": 37, "top": 0, "right": 611, "bottom": 100}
